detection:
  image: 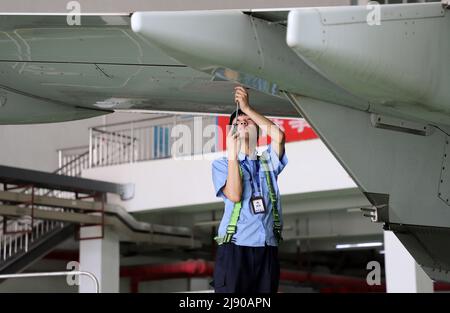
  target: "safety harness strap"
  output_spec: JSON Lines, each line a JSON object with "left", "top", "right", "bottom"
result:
{"left": 214, "top": 164, "right": 243, "bottom": 245}
{"left": 260, "top": 153, "right": 283, "bottom": 244}
{"left": 215, "top": 151, "right": 283, "bottom": 245}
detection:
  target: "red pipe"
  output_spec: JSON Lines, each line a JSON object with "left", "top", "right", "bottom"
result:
{"left": 434, "top": 282, "right": 450, "bottom": 292}
{"left": 44, "top": 250, "right": 79, "bottom": 262}
{"left": 44, "top": 251, "right": 450, "bottom": 293}
{"left": 120, "top": 259, "right": 214, "bottom": 281}
{"left": 120, "top": 259, "right": 385, "bottom": 292}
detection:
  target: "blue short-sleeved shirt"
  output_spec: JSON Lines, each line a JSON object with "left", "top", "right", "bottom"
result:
{"left": 211, "top": 145, "right": 288, "bottom": 247}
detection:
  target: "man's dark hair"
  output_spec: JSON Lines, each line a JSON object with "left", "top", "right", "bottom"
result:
{"left": 229, "top": 109, "right": 260, "bottom": 140}
{"left": 229, "top": 109, "right": 245, "bottom": 125}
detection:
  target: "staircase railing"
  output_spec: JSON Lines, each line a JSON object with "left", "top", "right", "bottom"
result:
{"left": 88, "top": 114, "right": 218, "bottom": 168}
{"left": 0, "top": 217, "right": 65, "bottom": 265}
{"left": 0, "top": 147, "right": 92, "bottom": 270}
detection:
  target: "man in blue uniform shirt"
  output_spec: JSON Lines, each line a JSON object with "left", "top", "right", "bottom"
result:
{"left": 211, "top": 86, "right": 288, "bottom": 293}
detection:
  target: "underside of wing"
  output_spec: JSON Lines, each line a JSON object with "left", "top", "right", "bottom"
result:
{"left": 0, "top": 15, "right": 296, "bottom": 124}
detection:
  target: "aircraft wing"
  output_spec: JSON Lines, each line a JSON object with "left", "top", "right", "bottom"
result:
{"left": 129, "top": 2, "right": 450, "bottom": 283}
{"left": 0, "top": 14, "right": 297, "bottom": 124}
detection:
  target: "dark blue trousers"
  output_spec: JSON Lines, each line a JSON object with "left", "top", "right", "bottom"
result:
{"left": 212, "top": 243, "right": 280, "bottom": 293}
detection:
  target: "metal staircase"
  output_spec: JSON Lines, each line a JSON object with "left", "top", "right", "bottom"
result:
{"left": 0, "top": 163, "right": 199, "bottom": 277}
{"left": 0, "top": 147, "right": 104, "bottom": 275}
{"left": 0, "top": 217, "right": 75, "bottom": 274}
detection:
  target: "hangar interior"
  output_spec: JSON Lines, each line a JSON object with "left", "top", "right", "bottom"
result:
{"left": 0, "top": 0, "right": 448, "bottom": 293}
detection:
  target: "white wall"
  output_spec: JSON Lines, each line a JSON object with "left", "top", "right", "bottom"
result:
{"left": 384, "top": 231, "right": 433, "bottom": 293}
{"left": 82, "top": 139, "right": 357, "bottom": 212}
{"left": 0, "top": 112, "right": 152, "bottom": 172}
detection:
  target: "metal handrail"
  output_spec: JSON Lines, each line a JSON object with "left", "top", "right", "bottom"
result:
{"left": 56, "top": 145, "right": 89, "bottom": 152}
{"left": 54, "top": 150, "right": 89, "bottom": 174}
{"left": 0, "top": 270, "right": 100, "bottom": 293}
{"left": 87, "top": 114, "right": 219, "bottom": 168}
{"left": 89, "top": 128, "right": 134, "bottom": 139}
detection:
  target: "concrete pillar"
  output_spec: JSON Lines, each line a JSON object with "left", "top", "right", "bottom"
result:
{"left": 79, "top": 225, "right": 120, "bottom": 293}
{"left": 384, "top": 231, "right": 433, "bottom": 293}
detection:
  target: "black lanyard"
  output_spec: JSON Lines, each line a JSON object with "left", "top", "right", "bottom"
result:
{"left": 240, "top": 157, "right": 261, "bottom": 197}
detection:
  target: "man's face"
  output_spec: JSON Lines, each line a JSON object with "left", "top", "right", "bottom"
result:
{"left": 233, "top": 114, "right": 257, "bottom": 139}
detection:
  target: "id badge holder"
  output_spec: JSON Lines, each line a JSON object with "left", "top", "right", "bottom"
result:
{"left": 251, "top": 196, "right": 267, "bottom": 214}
